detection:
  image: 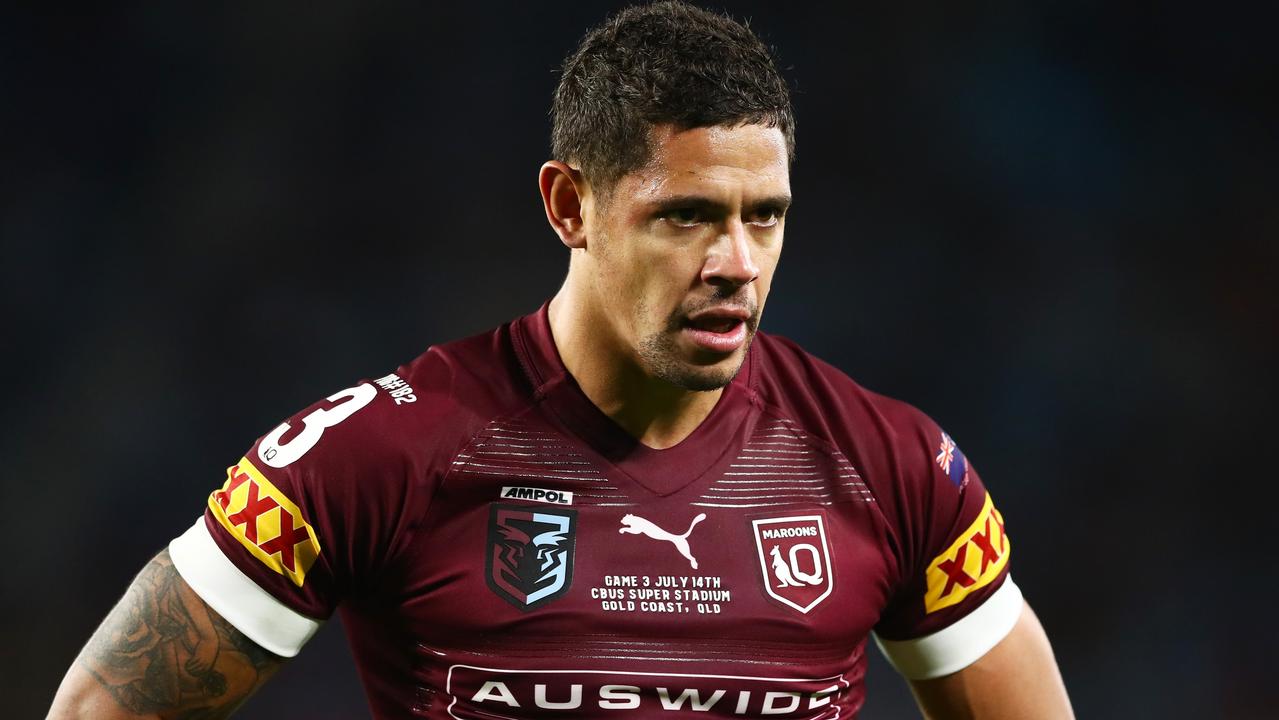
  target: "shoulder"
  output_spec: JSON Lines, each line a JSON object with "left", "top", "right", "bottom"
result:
{"left": 248, "top": 319, "right": 536, "bottom": 499}
{"left": 398, "top": 318, "right": 537, "bottom": 421}
{"left": 747, "top": 332, "right": 962, "bottom": 536}
{"left": 217, "top": 319, "right": 535, "bottom": 570}
{"left": 748, "top": 331, "right": 940, "bottom": 464}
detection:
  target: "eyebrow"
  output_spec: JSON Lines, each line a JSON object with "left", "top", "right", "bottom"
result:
{"left": 648, "top": 194, "right": 793, "bottom": 214}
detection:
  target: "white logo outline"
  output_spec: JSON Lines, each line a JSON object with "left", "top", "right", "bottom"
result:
{"left": 618, "top": 513, "right": 707, "bottom": 569}
{"left": 751, "top": 515, "right": 834, "bottom": 614}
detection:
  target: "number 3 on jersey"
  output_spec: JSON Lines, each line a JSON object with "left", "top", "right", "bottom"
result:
{"left": 258, "top": 383, "right": 377, "bottom": 468}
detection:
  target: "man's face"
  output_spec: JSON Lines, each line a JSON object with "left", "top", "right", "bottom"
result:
{"left": 583, "top": 123, "right": 791, "bottom": 391}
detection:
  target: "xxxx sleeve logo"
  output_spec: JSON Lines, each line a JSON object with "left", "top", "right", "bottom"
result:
{"left": 208, "top": 458, "right": 321, "bottom": 587}
{"left": 923, "top": 492, "right": 1009, "bottom": 613}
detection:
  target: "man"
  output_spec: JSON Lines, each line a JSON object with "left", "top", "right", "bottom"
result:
{"left": 49, "top": 2, "right": 1073, "bottom": 718}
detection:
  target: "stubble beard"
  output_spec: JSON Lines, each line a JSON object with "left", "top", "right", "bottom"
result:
{"left": 636, "top": 304, "right": 759, "bottom": 393}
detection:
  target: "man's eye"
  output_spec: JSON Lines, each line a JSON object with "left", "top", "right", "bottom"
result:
{"left": 663, "top": 208, "right": 702, "bottom": 227}
{"left": 750, "top": 208, "right": 783, "bottom": 226}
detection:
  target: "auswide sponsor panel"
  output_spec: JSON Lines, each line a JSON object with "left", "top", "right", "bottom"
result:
{"left": 751, "top": 515, "right": 834, "bottom": 614}
{"left": 207, "top": 457, "right": 320, "bottom": 587}
{"left": 446, "top": 665, "right": 847, "bottom": 718}
{"left": 923, "top": 492, "right": 1010, "bottom": 613}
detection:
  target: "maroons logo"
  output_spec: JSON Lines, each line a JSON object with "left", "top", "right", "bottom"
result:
{"left": 751, "top": 515, "right": 834, "bottom": 614}
{"left": 486, "top": 504, "right": 577, "bottom": 610}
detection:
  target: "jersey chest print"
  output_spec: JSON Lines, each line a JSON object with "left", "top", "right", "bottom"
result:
{"left": 173, "top": 312, "right": 1017, "bottom": 719}
{"left": 406, "top": 413, "right": 888, "bottom": 719}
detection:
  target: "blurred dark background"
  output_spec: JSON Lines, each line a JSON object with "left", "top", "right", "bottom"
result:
{"left": 4, "top": 2, "right": 1276, "bottom": 718}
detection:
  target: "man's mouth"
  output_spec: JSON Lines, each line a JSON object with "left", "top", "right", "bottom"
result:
{"left": 680, "top": 307, "right": 753, "bottom": 354}
{"left": 686, "top": 316, "right": 744, "bottom": 333}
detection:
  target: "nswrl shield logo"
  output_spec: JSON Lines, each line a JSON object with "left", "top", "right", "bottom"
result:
{"left": 752, "top": 515, "right": 834, "bottom": 614}
{"left": 486, "top": 504, "right": 577, "bottom": 610}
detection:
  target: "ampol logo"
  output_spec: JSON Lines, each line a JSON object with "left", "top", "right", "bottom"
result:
{"left": 500, "top": 486, "right": 574, "bottom": 505}
{"left": 751, "top": 515, "right": 834, "bottom": 614}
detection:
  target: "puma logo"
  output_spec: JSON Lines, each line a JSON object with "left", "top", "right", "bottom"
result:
{"left": 619, "top": 513, "right": 707, "bottom": 569}
{"left": 769, "top": 545, "right": 823, "bottom": 587}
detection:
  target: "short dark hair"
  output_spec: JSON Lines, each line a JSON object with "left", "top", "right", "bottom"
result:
{"left": 552, "top": 1, "right": 795, "bottom": 195}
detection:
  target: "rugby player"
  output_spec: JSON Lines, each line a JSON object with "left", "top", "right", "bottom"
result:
{"left": 49, "top": 2, "right": 1074, "bottom": 718}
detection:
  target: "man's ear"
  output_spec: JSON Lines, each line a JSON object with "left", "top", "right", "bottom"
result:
{"left": 539, "top": 161, "right": 589, "bottom": 249}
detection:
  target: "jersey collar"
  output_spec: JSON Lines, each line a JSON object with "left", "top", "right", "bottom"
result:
{"left": 511, "top": 302, "right": 758, "bottom": 496}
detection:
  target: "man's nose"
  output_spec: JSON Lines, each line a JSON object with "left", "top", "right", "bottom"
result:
{"left": 701, "top": 220, "right": 760, "bottom": 287}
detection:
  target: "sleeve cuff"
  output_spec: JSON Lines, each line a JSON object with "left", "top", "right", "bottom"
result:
{"left": 169, "top": 517, "right": 322, "bottom": 658}
{"left": 874, "top": 576, "right": 1024, "bottom": 680}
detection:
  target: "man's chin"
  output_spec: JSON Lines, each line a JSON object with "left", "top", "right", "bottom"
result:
{"left": 660, "top": 348, "right": 750, "bottom": 392}
{"left": 638, "top": 326, "right": 755, "bottom": 392}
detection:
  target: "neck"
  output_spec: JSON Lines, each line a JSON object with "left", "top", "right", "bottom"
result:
{"left": 547, "top": 291, "right": 724, "bottom": 450}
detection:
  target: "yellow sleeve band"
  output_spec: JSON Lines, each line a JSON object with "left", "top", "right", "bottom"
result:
{"left": 924, "top": 492, "right": 1010, "bottom": 613}
{"left": 208, "top": 457, "right": 321, "bottom": 587}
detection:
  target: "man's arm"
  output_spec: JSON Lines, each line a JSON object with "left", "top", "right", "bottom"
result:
{"left": 48, "top": 549, "right": 285, "bottom": 720}
{"left": 908, "top": 601, "right": 1073, "bottom": 720}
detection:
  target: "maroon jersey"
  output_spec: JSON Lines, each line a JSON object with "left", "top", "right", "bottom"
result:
{"left": 170, "top": 304, "right": 1021, "bottom": 719}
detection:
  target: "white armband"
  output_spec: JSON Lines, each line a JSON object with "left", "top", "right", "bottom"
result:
{"left": 874, "top": 577, "right": 1024, "bottom": 680}
{"left": 169, "top": 517, "right": 322, "bottom": 657}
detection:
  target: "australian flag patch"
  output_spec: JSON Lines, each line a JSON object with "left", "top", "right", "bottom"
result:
{"left": 935, "top": 432, "right": 969, "bottom": 487}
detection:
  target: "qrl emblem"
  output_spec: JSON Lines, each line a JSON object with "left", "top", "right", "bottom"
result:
{"left": 751, "top": 515, "right": 834, "bottom": 614}
{"left": 486, "top": 504, "right": 577, "bottom": 611}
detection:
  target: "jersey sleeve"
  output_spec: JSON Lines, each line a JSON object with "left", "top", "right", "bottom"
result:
{"left": 871, "top": 408, "right": 1021, "bottom": 680}
{"left": 168, "top": 372, "right": 425, "bottom": 657}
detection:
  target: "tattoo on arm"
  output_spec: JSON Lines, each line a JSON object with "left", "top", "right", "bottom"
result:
{"left": 78, "top": 549, "right": 283, "bottom": 719}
